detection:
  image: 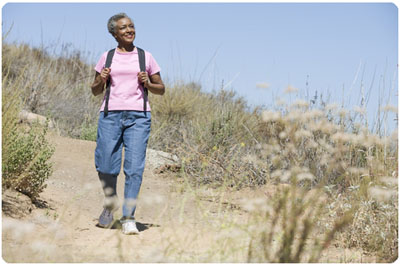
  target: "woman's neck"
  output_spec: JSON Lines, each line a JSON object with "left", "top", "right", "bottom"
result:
{"left": 117, "top": 43, "right": 135, "bottom": 53}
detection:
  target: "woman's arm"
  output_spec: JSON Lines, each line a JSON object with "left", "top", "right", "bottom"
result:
{"left": 91, "top": 72, "right": 104, "bottom": 96}
{"left": 138, "top": 72, "right": 165, "bottom": 95}
{"left": 91, "top": 68, "right": 111, "bottom": 96}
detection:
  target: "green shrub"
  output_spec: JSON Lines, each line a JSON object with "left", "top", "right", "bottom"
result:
{"left": 2, "top": 46, "right": 55, "bottom": 201}
{"left": 79, "top": 117, "right": 98, "bottom": 141}
{"left": 2, "top": 121, "right": 54, "bottom": 200}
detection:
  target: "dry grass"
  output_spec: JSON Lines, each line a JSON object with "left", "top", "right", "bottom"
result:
{"left": 2, "top": 40, "right": 398, "bottom": 262}
{"left": 2, "top": 42, "right": 101, "bottom": 138}
{"left": 151, "top": 75, "right": 398, "bottom": 262}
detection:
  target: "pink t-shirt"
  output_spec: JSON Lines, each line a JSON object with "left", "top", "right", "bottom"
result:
{"left": 94, "top": 47, "right": 161, "bottom": 112}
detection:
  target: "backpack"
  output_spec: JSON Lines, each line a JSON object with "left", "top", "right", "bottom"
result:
{"left": 103, "top": 47, "right": 148, "bottom": 116}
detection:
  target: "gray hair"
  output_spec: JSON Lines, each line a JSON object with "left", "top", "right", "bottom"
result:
{"left": 107, "top": 13, "right": 133, "bottom": 35}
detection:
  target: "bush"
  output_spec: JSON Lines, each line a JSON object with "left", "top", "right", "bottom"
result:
{"left": 79, "top": 116, "right": 98, "bottom": 141}
{"left": 2, "top": 122, "right": 54, "bottom": 200}
{"left": 2, "top": 46, "right": 54, "bottom": 201}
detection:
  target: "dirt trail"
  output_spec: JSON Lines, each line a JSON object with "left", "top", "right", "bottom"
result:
{"left": 2, "top": 133, "right": 375, "bottom": 262}
{"left": 3, "top": 133, "right": 207, "bottom": 262}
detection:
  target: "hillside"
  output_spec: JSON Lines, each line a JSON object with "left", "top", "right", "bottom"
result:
{"left": 2, "top": 42, "right": 398, "bottom": 262}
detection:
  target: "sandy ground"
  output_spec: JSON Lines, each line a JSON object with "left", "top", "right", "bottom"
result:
{"left": 2, "top": 133, "right": 376, "bottom": 263}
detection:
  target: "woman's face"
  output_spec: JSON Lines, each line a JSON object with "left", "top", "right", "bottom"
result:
{"left": 114, "top": 17, "right": 135, "bottom": 44}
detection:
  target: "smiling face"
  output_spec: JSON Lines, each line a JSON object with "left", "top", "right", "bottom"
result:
{"left": 113, "top": 17, "right": 135, "bottom": 45}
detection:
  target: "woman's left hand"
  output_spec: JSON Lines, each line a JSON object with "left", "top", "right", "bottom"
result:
{"left": 138, "top": 72, "right": 150, "bottom": 87}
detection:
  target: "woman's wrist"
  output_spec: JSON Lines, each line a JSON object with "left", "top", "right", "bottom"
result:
{"left": 98, "top": 74, "right": 106, "bottom": 85}
{"left": 146, "top": 83, "right": 165, "bottom": 95}
{"left": 144, "top": 80, "right": 152, "bottom": 89}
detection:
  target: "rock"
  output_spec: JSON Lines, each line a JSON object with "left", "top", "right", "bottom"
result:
{"left": 2, "top": 189, "right": 33, "bottom": 218}
{"left": 146, "top": 149, "right": 180, "bottom": 173}
{"left": 19, "top": 110, "right": 54, "bottom": 128}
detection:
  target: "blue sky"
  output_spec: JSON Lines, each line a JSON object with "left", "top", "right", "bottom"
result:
{"left": 2, "top": 2, "right": 398, "bottom": 132}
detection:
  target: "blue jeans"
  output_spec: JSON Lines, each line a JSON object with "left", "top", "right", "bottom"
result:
{"left": 95, "top": 111, "right": 151, "bottom": 222}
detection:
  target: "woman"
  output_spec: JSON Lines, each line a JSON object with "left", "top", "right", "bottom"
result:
{"left": 91, "top": 13, "right": 165, "bottom": 235}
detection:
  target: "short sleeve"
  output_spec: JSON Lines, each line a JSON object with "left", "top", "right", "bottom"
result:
{"left": 146, "top": 52, "right": 161, "bottom": 76}
{"left": 94, "top": 52, "right": 107, "bottom": 73}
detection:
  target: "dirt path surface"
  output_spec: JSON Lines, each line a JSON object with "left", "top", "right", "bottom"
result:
{"left": 2, "top": 133, "right": 375, "bottom": 263}
{"left": 3, "top": 133, "right": 198, "bottom": 262}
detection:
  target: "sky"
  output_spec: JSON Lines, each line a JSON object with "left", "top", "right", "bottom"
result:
{"left": 2, "top": 1, "right": 398, "bottom": 133}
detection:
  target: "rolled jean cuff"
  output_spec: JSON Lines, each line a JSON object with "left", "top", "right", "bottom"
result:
{"left": 120, "top": 216, "right": 135, "bottom": 224}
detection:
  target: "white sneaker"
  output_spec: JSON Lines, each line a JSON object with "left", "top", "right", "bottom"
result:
{"left": 122, "top": 221, "right": 139, "bottom": 235}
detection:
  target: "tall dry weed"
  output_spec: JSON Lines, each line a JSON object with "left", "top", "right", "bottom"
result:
{"left": 242, "top": 183, "right": 354, "bottom": 263}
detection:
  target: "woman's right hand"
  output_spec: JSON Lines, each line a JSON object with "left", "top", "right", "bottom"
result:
{"left": 100, "top": 68, "right": 111, "bottom": 83}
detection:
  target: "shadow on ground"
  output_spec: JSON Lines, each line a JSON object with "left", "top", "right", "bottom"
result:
{"left": 95, "top": 220, "right": 160, "bottom": 232}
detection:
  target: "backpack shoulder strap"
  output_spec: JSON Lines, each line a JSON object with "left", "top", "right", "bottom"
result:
{"left": 105, "top": 48, "right": 116, "bottom": 68}
{"left": 137, "top": 47, "right": 148, "bottom": 112}
{"left": 103, "top": 48, "right": 116, "bottom": 117}
{"left": 137, "top": 47, "right": 146, "bottom": 72}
